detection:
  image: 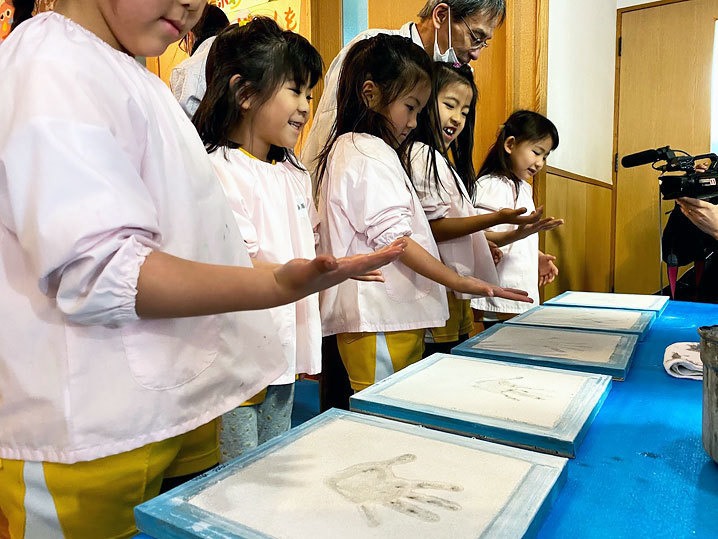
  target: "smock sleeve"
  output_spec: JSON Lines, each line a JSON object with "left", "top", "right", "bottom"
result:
{"left": 0, "top": 61, "right": 162, "bottom": 327}
{"left": 169, "top": 43, "right": 210, "bottom": 119}
{"left": 303, "top": 173, "right": 321, "bottom": 245}
{"left": 473, "top": 175, "right": 515, "bottom": 213}
{"left": 410, "top": 145, "right": 451, "bottom": 220}
{"left": 331, "top": 153, "right": 413, "bottom": 249}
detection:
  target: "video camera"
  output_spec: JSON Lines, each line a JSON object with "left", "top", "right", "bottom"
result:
{"left": 621, "top": 146, "right": 718, "bottom": 200}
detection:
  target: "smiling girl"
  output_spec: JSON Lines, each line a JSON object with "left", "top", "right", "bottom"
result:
{"left": 472, "top": 110, "right": 562, "bottom": 328}
{"left": 316, "top": 36, "right": 531, "bottom": 393}
{"left": 411, "top": 64, "right": 561, "bottom": 354}
{"left": 193, "top": 18, "right": 329, "bottom": 461}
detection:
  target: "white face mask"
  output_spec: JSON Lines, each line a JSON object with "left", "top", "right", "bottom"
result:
{"left": 433, "top": 5, "right": 460, "bottom": 66}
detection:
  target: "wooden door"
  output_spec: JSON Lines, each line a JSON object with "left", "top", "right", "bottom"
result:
{"left": 614, "top": 0, "right": 718, "bottom": 294}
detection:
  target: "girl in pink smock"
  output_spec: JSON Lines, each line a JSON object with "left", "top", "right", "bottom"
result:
{"left": 472, "top": 110, "right": 563, "bottom": 330}
{"left": 316, "top": 34, "right": 532, "bottom": 394}
{"left": 0, "top": 2, "right": 404, "bottom": 535}
{"left": 194, "top": 18, "right": 347, "bottom": 461}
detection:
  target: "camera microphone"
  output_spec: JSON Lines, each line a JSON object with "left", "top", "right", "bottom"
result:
{"left": 621, "top": 149, "right": 660, "bottom": 168}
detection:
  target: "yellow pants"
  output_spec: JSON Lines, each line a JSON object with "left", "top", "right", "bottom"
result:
{"left": 336, "top": 329, "right": 425, "bottom": 392}
{"left": 429, "top": 294, "right": 474, "bottom": 343}
{"left": 0, "top": 420, "right": 219, "bottom": 539}
{"left": 471, "top": 309, "right": 517, "bottom": 336}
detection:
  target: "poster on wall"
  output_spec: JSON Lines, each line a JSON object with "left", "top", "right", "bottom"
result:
{"left": 215, "top": 0, "right": 302, "bottom": 33}
{"left": 0, "top": 2, "right": 13, "bottom": 43}
{"left": 1, "top": 0, "right": 55, "bottom": 44}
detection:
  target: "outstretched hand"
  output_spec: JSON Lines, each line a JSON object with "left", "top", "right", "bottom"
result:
{"left": 497, "top": 206, "right": 533, "bottom": 225}
{"left": 454, "top": 276, "right": 533, "bottom": 303}
{"left": 273, "top": 238, "right": 407, "bottom": 300}
{"left": 516, "top": 206, "right": 564, "bottom": 239}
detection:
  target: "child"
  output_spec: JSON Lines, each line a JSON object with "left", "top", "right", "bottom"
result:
{"left": 411, "top": 63, "right": 563, "bottom": 354}
{"left": 170, "top": 3, "right": 230, "bottom": 118}
{"left": 193, "top": 18, "right": 328, "bottom": 461}
{"left": 0, "top": 3, "right": 404, "bottom": 536}
{"left": 472, "top": 110, "right": 563, "bottom": 330}
{"left": 316, "top": 34, "right": 532, "bottom": 394}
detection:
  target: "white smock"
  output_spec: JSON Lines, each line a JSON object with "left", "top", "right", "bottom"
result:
{"left": 410, "top": 143, "right": 499, "bottom": 299}
{"left": 471, "top": 174, "right": 539, "bottom": 314}
{"left": 0, "top": 13, "right": 285, "bottom": 464}
{"left": 300, "top": 22, "right": 422, "bottom": 183}
{"left": 209, "top": 149, "right": 322, "bottom": 384}
{"left": 169, "top": 36, "right": 215, "bottom": 118}
{"left": 318, "top": 133, "right": 449, "bottom": 336}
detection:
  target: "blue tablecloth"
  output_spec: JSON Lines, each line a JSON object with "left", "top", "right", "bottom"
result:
{"left": 136, "top": 300, "right": 718, "bottom": 538}
{"left": 537, "top": 300, "right": 718, "bottom": 538}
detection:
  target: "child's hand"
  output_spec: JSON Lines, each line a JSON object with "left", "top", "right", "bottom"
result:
{"left": 516, "top": 207, "right": 564, "bottom": 239}
{"left": 487, "top": 240, "right": 503, "bottom": 265}
{"left": 454, "top": 276, "right": 533, "bottom": 303}
{"left": 351, "top": 270, "right": 385, "bottom": 282}
{"left": 273, "top": 238, "right": 407, "bottom": 298}
{"left": 497, "top": 207, "right": 533, "bottom": 225}
{"left": 538, "top": 253, "right": 559, "bottom": 286}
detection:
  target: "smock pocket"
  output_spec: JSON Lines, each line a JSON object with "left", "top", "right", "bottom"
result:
{"left": 383, "top": 261, "right": 432, "bottom": 302}
{"left": 121, "top": 315, "right": 219, "bottom": 390}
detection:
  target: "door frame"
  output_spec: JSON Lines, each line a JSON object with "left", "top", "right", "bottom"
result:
{"left": 610, "top": 0, "right": 691, "bottom": 292}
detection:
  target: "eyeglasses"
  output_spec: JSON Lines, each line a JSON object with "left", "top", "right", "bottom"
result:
{"left": 460, "top": 17, "right": 490, "bottom": 50}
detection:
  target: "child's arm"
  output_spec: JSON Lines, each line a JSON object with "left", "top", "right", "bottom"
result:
{"left": 399, "top": 238, "right": 532, "bottom": 303}
{"left": 135, "top": 240, "right": 406, "bottom": 318}
{"left": 429, "top": 207, "right": 539, "bottom": 242}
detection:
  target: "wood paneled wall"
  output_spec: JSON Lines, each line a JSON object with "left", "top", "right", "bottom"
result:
{"left": 540, "top": 169, "right": 613, "bottom": 300}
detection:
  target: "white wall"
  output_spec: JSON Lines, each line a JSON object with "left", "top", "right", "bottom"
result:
{"left": 617, "top": 1, "right": 650, "bottom": 8}
{"left": 546, "top": 0, "right": 618, "bottom": 183}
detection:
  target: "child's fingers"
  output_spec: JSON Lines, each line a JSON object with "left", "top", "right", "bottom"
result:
{"left": 502, "top": 287, "right": 529, "bottom": 296}
{"left": 536, "top": 218, "right": 563, "bottom": 231}
{"left": 351, "top": 270, "right": 385, "bottom": 282}
{"left": 517, "top": 213, "right": 542, "bottom": 224}
{"left": 495, "top": 287, "right": 533, "bottom": 302}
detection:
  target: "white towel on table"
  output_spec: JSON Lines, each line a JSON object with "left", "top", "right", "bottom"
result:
{"left": 663, "top": 342, "right": 703, "bottom": 380}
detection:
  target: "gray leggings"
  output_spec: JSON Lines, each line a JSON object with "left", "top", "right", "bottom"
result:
{"left": 219, "top": 383, "right": 295, "bottom": 463}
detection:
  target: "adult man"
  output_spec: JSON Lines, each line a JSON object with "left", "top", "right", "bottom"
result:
{"left": 300, "top": 0, "right": 506, "bottom": 181}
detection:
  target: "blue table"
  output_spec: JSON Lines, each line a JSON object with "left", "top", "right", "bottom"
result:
{"left": 136, "top": 301, "right": 718, "bottom": 538}
{"left": 537, "top": 300, "right": 718, "bottom": 538}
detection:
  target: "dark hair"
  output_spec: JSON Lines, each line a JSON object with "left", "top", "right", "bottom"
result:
{"left": 315, "top": 33, "right": 435, "bottom": 193}
{"left": 418, "top": 0, "right": 506, "bottom": 25}
{"left": 10, "top": 0, "right": 34, "bottom": 32}
{"left": 193, "top": 17, "right": 323, "bottom": 167}
{"left": 413, "top": 61, "right": 478, "bottom": 202}
{"left": 478, "top": 110, "right": 559, "bottom": 200}
{"left": 191, "top": 5, "right": 230, "bottom": 55}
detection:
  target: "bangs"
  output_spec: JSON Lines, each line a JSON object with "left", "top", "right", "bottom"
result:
{"left": 283, "top": 34, "right": 324, "bottom": 89}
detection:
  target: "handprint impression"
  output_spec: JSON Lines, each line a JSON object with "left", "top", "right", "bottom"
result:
{"left": 473, "top": 376, "right": 554, "bottom": 402}
{"left": 326, "top": 454, "right": 463, "bottom": 527}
